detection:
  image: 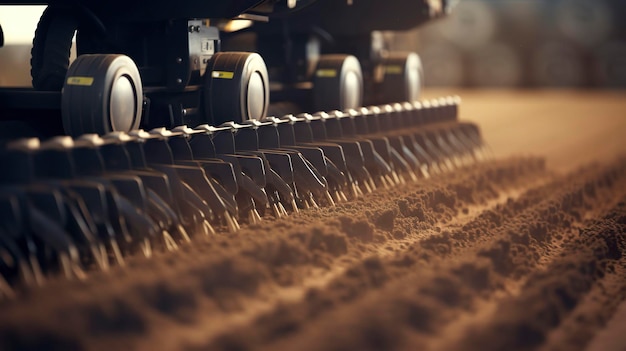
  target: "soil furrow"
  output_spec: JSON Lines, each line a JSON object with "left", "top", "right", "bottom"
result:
{"left": 451, "top": 198, "right": 626, "bottom": 351}
{"left": 1, "top": 157, "right": 626, "bottom": 351}
{"left": 0, "top": 158, "right": 548, "bottom": 350}
{"left": 191, "top": 159, "right": 626, "bottom": 351}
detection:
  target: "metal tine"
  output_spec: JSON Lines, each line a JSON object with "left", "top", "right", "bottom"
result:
{"left": 329, "top": 110, "right": 378, "bottom": 192}
{"left": 168, "top": 126, "right": 239, "bottom": 217}
{"left": 251, "top": 118, "right": 330, "bottom": 210}
{"left": 369, "top": 105, "right": 409, "bottom": 184}
{"left": 412, "top": 130, "right": 449, "bottom": 173}
{"left": 427, "top": 99, "right": 465, "bottom": 168}
{"left": 0, "top": 142, "right": 51, "bottom": 286}
{"left": 460, "top": 122, "right": 492, "bottom": 160}
{"left": 166, "top": 127, "right": 239, "bottom": 233}
{"left": 240, "top": 121, "right": 300, "bottom": 212}
{"left": 34, "top": 137, "right": 123, "bottom": 272}
{"left": 428, "top": 127, "right": 462, "bottom": 170}
{"left": 227, "top": 121, "right": 299, "bottom": 215}
{"left": 419, "top": 100, "right": 456, "bottom": 171}
{"left": 198, "top": 124, "right": 271, "bottom": 222}
{"left": 304, "top": 113, "right": 360, "bottom": 198}
{"left": 404, "top": 102, "right": 442, "bottom": 176}
{"left": 185, "top": 129, "right": 241, "bottom": 206}
{"left": 4, "top": 138, "right": 103, "bottom": 277}
{"left": 410, "top": 107, "right": 454, "bottom": 173}
{"left": 60, "top": 135, "right": 135, "bottom": 266}
{"left": 99, "top": 136, "right": 176, "bottom": 255}
{"left": 459, "top": 122, "right": 490, "bottom": 159}
{"left": 276, "top": 114, "right": 345, "bottom": 205}
{"left": 2, "top": 140, "right": 85, "bottom": 280}
{"left": 359, "top": 106, "right": 403, "bottom": 186}
{"left": 344, "top": 108, "right": 395, "bottom": 187}
{"left": 0, "top": 282, "right": 15, "bottom": 301}
{"left": 376, "top": 105, "right": 420, "bottom": 182}
{"left": 412, "top": 99, "right": 467, "bottom": 168}
{"left": 333, "top": 109, "right": 389, "bottom": 190}
{"left": 390, "top": 103, "right": 432, "bottom": 179}
{"left": 102, "top": 132, "right": 194, "bottom": 245}
{"left": 289, "top": 113, "right": 351, "bottom": 202}
{"left": 312, "top": 111, "right": 374, "bottom": 196}
{"left": 440, "top": 96, "right": 479, "bottom": 166}
{"left": 74, "top": 134, "right": 156, "bottom": 256}
{"left": 140, "top": 128, "right": 239, "bottom": 234}
{"left": 436, "top": 98, "right": 475, "bottom": 166}
{"left": 0, "top": 220, "right": 32, "bottom": 293}
{"left": 68, "top": 135, "right": 164, "bottom": 257}
{"left": 259, "top": 117, "right": 333, "bottom": 208}
{"left": 215, "top": 154, "right": 268, "bottom": 221}
{"left": 291, "top": 113, "right": 352, "bottom": 202}
{"left": 443, "top": 118, "right": 483, "bottom": 164}
{"left": 126, "top": 129, "right": 211, "bottom": 239}
{"left": 221, "top": 122, "right": 289, "bottom": 219}
{"left": 0, "top": 186, "right": 80, "bottom": 284}
{"left": 263, "top": 117, "right": 328, "bottom": 205}
{"left": 26, "top": 192, "right": 85, "bottom": 281}
{"left": 409, "top": 101, "right": 442, "bottom": 174}
{"left": 437, "top": 97, "right": 483, "bottom": 166}
{"left": 0, "top": 193, "right": 40, "bottom": 288}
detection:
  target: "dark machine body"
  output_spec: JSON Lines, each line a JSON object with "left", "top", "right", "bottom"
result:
{"left": 0, "top": 0, "right": 451, "bottom": 137}
{"left": 0, "top": 1, "right": 492, "bottom": 301}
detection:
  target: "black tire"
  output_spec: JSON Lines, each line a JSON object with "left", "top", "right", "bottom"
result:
{"left": 203, "top": 52, "right": 270, "bottom": 125}
{"left": 313, "top": 54, "right": 363, "bottom": 111}
{"left": 62, "top": 54, "right": 143, "bottom": 137}
{"left": 380, "top": 52, "right": 423, "bottom": 103}
{"left": 31, "top": 5, "right": 77, "bottom": 91}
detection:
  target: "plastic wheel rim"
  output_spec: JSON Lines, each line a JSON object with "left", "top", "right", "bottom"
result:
{"left": 109, "top": 74, "right": 138, "bottom": 131}
{"left": 247, "top": 71, "right": 267, "bottom": 120}
{"left": 342, "top": 71, "right": 361, "bottom": 109}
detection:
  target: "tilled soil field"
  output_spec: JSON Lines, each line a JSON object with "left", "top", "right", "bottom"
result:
{"left": 1, "top": 92, "right": 626, "bottom": 351}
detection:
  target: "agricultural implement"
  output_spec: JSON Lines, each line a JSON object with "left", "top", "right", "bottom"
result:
{"left": 0, "top": 0, "right": 488, "bottom": 296}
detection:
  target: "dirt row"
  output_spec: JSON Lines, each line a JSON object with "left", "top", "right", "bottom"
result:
{"left": 198, "top": 159, "right": 626, "bottom": 351}
{"left": 1, "top": 156, "right": 625, "bottom": 351}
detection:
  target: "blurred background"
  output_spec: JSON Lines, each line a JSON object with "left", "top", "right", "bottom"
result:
{"left": 1, "top": 0, "right": 626, "bottom": 89}
{"left": 395, "top": 0, "right": 626, "bottom": 89}
{"left": 0, "top": 5, "right": 46, "bottom": 87}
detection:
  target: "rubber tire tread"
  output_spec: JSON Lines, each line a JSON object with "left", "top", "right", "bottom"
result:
{"left": 313, "top": 54, "right": 363, "bottom": 111}
{"left": 31, "top": 5, "right": 77, "bottom": 91}
{"left": 204, "top": 52, "right": 269, "bottom": 125}
{"left": 62, "top": 54, "right": 142, "bottom": 137}
{"left": 380, "top": 52, "right": 423, "bottom": 103}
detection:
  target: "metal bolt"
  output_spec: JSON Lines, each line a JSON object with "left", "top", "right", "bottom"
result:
{"left": 176, "top": 78, "right": 183, "bottom": 84}
{"left": 175, "top": 57, "right": 183, "bottom": 64}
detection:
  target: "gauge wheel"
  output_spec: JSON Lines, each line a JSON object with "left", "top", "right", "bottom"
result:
{"left": 61, "top": 54, "right": 143, "bottom": 137}
{"left": 31, "top": 5, "right": 77, "bottom": 91}
{"left": 203, "top": 52, "right": 270, "bottom": 125}
{"left": 381, "top": 52, "right": 424, "bottom": 103}
{"left": 313, "top": 54, "right": 363, "bottom": 111}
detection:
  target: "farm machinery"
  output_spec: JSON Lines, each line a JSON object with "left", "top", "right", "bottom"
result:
{"left": 0, "top": 0, "right": 487, "bottom": 295}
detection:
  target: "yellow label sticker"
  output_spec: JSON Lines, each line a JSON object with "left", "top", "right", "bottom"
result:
{"left": 212, "top": 71, "right": 234, "bottom": 79}
{"left": 66, "top": 76, "right": 94, "bottom": 86}
{"left": 384, "top": 65, "right": 403, "bottom": 74}
{"left": 316, "top": 69, "right": 337, "bottom": 78}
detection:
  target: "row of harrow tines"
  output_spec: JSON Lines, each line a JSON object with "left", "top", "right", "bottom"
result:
{"left": 0, "top": 96, "right": 488, "bottom": 298}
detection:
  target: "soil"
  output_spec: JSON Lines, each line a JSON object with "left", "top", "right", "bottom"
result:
{"left": 1, "top": 91, "right": 626, "bottom": 351}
